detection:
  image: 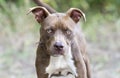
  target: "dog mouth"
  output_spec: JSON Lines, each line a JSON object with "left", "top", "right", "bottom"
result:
{"left": 51, "top": 49, "right": 64, "bottom": 57}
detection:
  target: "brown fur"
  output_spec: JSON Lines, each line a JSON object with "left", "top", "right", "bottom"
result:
{"left": 29, "top": 1, "right": 91, "bottom": 78}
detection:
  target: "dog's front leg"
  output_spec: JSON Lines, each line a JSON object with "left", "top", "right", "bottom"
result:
{"left": 35, "top": 45, "right": 50, "bottom": 78}
{"left": 83, "top": 54, "right": 91, "bottom": 78}
{"left": 72, "top": 41, "right": 87, "bottom": 78}
{"left": 35, "top": 59, "right": 48, "bottom": 78}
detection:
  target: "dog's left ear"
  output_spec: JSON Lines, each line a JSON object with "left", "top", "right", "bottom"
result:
{"left": 66, "top": 8, "right": 86, "bottom": 23}
{"left": 28, "top": 6, "right": 50, "bottom": 23}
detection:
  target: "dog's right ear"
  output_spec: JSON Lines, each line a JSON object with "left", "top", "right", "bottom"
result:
{"left": 66, "top": 8, "right": 86, "bottom": 23}
{"left": 28, "top": 6, "right": 50, "bottom": 23}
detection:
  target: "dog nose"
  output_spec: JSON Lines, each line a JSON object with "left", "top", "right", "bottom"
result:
{"left": 54, "top": 42, "right": 64, "bottom": 51}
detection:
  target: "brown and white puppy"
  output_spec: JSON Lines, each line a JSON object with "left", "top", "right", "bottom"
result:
{"left": 29, "top": 1, "right": 91, "bottom": 78}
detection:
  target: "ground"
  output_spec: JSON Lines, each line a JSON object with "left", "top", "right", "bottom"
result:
{"left": 0, "top": 23, "right": 120, "bottom": 78}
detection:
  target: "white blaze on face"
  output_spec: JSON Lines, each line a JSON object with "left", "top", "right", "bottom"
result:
{"left": 45, "top": 46, "right": 78, "bottom": 78}
{"left": 54, "top": 30, "right": 67, "bottom": 45}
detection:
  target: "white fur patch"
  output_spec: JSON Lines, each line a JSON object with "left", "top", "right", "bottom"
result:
{"left": 46, "top": 47, "right": 77, "bottom": 78}
{"left": 51, "top": 74, "right": 75, "bottom": 78}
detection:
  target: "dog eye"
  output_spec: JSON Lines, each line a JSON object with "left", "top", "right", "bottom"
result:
{"left": 65, "top": 29, "right": 71, "bottom": 35}
{"left": 46, "top": 29, "right": 53, "bottom": 34}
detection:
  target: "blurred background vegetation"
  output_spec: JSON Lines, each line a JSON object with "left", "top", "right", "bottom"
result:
{"left": 0, "top": 0, "right": 120, "bottom": 78}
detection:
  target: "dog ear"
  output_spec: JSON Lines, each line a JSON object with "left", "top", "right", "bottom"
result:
{"left": 66, "top": 8, "right": 86, "bottom": 23}
{"left": 28, "top": 6, "right": 50, "bottom": 23}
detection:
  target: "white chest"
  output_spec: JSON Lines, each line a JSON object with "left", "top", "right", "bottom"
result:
{"left": 46, "top": 55, "right": 77, "bottom": 78}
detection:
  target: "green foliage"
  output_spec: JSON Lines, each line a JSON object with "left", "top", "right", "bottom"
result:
{"left": 0, "top": 0, "right": 119, "bottom": 41}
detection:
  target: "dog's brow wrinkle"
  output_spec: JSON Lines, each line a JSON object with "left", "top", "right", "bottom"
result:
{"left": 55, "top": 14, "right": 60, "bottom": 18}
{"left": 57, "top": 15, "right": 59, "bottom": 18}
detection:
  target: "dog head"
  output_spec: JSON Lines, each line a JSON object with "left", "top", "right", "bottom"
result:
{"left": 29, "top": 6, "right": 86, "bottom": 57}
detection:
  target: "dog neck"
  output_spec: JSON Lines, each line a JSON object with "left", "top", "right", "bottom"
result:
{"left": 45, "top": 47, "right": 78, "bottom": 78}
